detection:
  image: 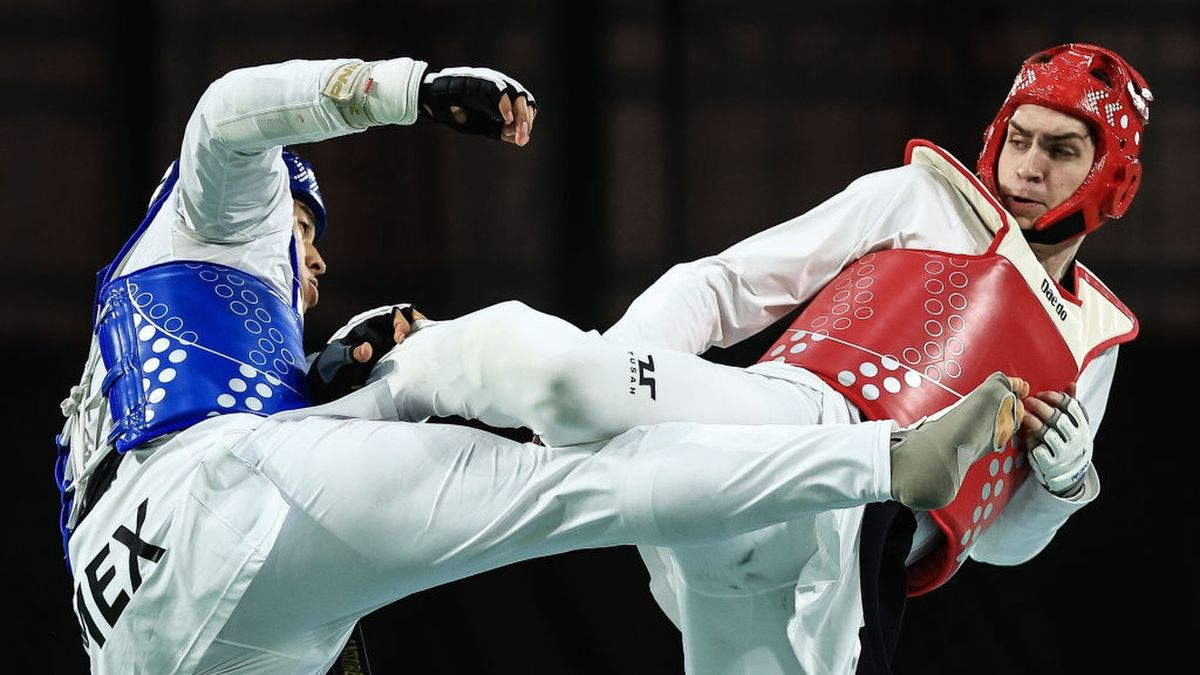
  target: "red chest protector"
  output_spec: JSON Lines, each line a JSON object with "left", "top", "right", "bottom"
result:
{"left": 756, "top": 141, "right": 1138, "bottom": 596}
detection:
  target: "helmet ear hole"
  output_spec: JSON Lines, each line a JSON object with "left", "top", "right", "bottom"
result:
{"left": 1105, "top": 163, "right": 1141, "bottom": 218}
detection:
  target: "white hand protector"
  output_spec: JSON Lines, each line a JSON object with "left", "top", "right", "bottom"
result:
{"left": 1028, "top": 394, "right": 1093, "bottom": 496}
{"left": 419, "top": 66, "right": 536, "bottom": 139}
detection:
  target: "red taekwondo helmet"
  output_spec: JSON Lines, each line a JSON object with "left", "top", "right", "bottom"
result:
{"left": 976, "top": 43, "right": 1153, "bottom": 243}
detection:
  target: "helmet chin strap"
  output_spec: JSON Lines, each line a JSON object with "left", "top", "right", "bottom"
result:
{"left": 1024, "top": 211, "right": 1087, "bottom": 245}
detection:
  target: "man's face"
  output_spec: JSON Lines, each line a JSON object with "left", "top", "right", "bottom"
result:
{"left": 293, "top": 200, "right": 326, "bottom": 312}
{"left": 996, "top": 104, "right": 1096, "bottom": 229}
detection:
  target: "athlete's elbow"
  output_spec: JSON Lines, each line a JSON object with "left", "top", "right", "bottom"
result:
{"left": 969, "top": 540, "right": 1048, "bottom": 567}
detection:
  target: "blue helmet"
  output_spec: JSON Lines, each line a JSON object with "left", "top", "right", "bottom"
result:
{"left": 282, "top": 148, "right": 327, "bottom": 239}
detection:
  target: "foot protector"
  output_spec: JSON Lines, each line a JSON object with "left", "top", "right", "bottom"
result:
{"left": 890, "top": 372, "right": 1024, "bottom": 510}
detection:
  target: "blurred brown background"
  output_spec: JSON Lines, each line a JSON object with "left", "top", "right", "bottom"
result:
{"left": 6, "top": 0, "right": 1197, "bottom": 672}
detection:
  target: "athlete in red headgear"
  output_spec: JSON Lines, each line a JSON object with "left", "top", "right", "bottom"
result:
{"left": 598, "top": 41, "right": 1150, "bottom": 674}
{"left": 333, "top": 42, "right": 1151, "bottom": 674}
{"left": 978, "top": 43, "right": 1153, "bottom": 242}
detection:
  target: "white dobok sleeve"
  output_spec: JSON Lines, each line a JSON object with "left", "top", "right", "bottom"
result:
{"left": 176, "top": 57, "right": 426, "bottom": 245}
{"left": 603, "top": 164, "right": 987, "bottom": 355}
{"left": 969, "top": 345, "right": 1117, "bottom": 565}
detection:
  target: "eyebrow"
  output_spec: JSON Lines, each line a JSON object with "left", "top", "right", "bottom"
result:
{"left": 1009, "top": 120, "right": 1090, "bottom": 144}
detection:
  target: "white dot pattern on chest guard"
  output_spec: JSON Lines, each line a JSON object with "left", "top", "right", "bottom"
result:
{"left": 753, "top": 243, "right": 1076, "bottom": 593}
{"left": 955, "top": 455, "right": 1015, "bottom": 562}
{"left": 124, "top": 262, "right": 303, "bottom": 420}
{"left": 779, "top": 253, "right": 983, "bottom": 403}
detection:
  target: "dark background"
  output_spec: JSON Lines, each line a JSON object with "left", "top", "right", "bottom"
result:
{"left": 7, "top": 1, "right": 1197, "bottom": 672}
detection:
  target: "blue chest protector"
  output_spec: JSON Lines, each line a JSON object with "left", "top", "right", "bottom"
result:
{"left": 97, "top": 262, "right": 313, "bottom": 451}
{"left": 55, "top": 160, "right": 314, "bottom": 569}
{"left": 95, "top": 160, "right": 314, "bottom": 452}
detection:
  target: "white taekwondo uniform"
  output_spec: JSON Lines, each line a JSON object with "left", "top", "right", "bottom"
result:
{"left": 58, "top": 57, "right": 901, "bottom": 675}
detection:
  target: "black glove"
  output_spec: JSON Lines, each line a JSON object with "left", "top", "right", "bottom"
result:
{"left": 306, "top": 306, "right": 416, "bottom": 403}
{"left": 419, "top": 66, "right": 536, "bottom": 139}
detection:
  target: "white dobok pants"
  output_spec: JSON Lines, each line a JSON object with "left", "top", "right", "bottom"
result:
{"left": 72, "top": 302, "right": 886, "bottom": 674}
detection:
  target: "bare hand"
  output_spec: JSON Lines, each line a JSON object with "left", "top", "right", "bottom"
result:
{"left": 498, "top": 92, "right": 537, "bottom": 146}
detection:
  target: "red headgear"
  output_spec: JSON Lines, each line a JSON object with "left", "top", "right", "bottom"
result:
{"left": 976, "top": 43, "right": 1153, "bottom": 241}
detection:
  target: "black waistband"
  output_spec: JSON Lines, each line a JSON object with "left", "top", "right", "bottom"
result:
{"left": 75, "top": 450, "right": 126, "bottom": 527}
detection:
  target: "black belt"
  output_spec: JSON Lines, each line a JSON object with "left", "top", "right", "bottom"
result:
{"left": 855, "top": 501, "right": 917, "bottom": 675}
{"left": 74, "top": 449, "right": 126, "bottom": 528}
{"left": 327, "top": 621, "right": 373, "bottom": 675}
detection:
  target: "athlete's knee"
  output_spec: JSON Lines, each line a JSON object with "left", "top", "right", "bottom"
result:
{"left": 467, "top": 302, "right": 614, "bottom": 439}
{"left": 466, "top": 301, "right": 560, "bottom": 352}
{"left": 471, "top": 300, "right": 601, "bottom": 382}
